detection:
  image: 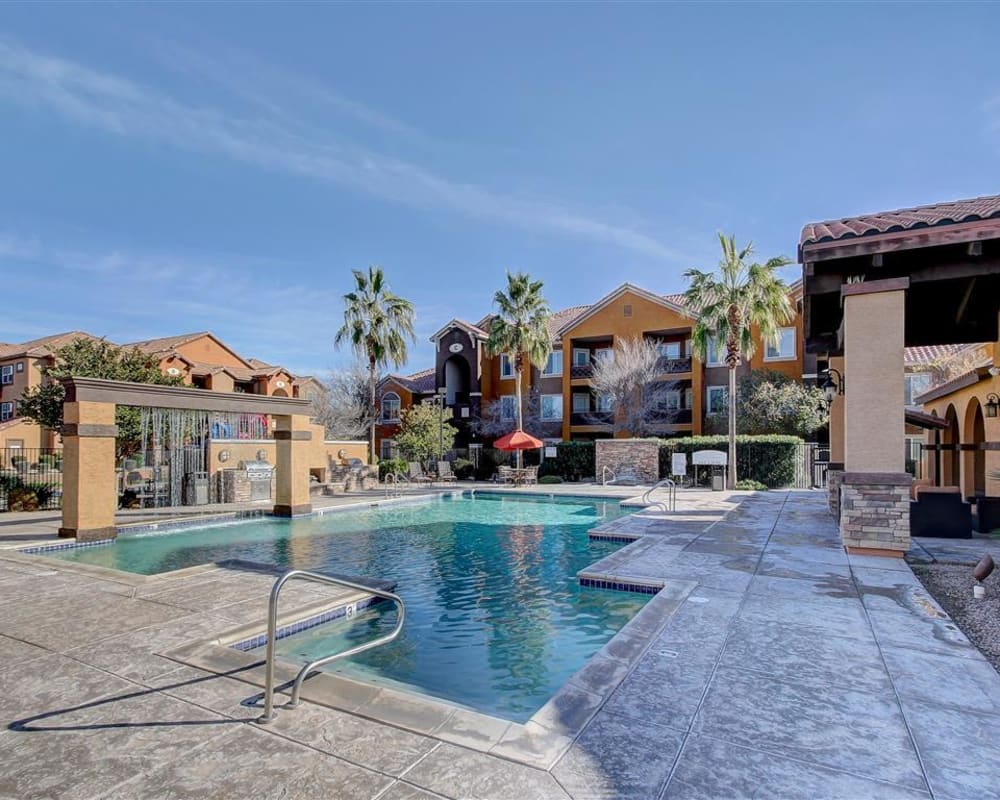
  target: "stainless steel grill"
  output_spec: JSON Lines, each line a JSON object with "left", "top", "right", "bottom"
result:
{"left": 242, "top": 458, "right": 274, "bottom": 501}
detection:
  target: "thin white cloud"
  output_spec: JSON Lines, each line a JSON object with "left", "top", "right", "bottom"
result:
{"left": 0, "top": 40, "right": 683, "bottom": 262}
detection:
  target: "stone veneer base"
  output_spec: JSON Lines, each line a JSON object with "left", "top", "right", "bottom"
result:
{"left": 839, "top": 471, "right": 911, "bottom": 555}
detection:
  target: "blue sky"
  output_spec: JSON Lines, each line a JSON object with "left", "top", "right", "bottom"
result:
{"left": 2, "top": 3, "right": 999, "bottom": 377}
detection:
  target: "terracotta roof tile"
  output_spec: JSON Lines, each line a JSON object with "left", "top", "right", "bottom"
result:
{"left": 801, "top": 194, "right": 1000, "bottom": 246}
{"left": 0, "top": 331, "right": 102, "bottom": 360}
{"left": 123, "top": 332, "right": 212, "bottom": 356}
{"left": 904, "top": 343, "right": 988, "bottom": 367}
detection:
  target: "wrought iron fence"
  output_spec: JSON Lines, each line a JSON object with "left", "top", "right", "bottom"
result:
{"left": 0, "top": 448, "right": 64, "bottom": 511}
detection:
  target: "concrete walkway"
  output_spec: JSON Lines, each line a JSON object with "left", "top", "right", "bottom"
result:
{"left": 1, "top": 491, "right": 998, "bottom": 799}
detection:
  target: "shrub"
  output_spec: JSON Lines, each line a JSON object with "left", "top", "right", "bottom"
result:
{"left": 658, "top": 435, "right": 802, "bottom": 488}
{"left": 452, "top": 458, "right": 475, "bottom": 480}
{"left": 38, "top": 453, "right": 62, "bottom": 468}
{"left": 544, "top": 442, "right": 595, "bottom": 482}
{"left": 538, "top": 475, "right": 564, "bottom": 484}
{"left": 7, "top": 486, "right": 38, "bottom": 512}
{"left": 11, "top": 455, "right": 27, "bottom": 468}
{"left": 475, "top": 449, "right": 501, "bottom": 481}
{"left": 24, "top": 482, "right": 58, "bottom": 507}
{"left": 378, "top": 458, "right": 408, "bottom": 480}
{"left": 735, "top": 479, "right": 767, "bottom": 491}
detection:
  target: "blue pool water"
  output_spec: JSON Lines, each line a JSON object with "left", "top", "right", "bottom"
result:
{"left": 48, "top": 493, "right": 648, "bottom": 720}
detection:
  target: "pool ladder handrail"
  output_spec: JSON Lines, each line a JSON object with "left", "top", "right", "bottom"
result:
{"left": 641, "top": 478, "right": 677, "bottom": 513}
{"left": 601, "top": 465, "right": 617, "bottom": 486}
{"left": 257, "top": 569, "right": 406, "bottom": 724}
{"left": 383, "top": 471, "right": 410, "bottom": 498}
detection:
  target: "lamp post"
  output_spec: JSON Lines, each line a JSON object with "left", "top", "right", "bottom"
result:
{"left": 434, "top": 389, "right": 447, "bottom": 463}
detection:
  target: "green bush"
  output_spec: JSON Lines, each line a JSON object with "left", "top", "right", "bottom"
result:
{"left": 549, "top": 442, "right": 595, "bottom": 482}
{"left": 378, "top": 458, "right": 408, "bottom": 480}
{"left": 38, "top": 453, "right": 62, "bottom": 468}
{"left": 538, "top": 475, "right": 564, "bottom": 485}
{"left": 734, "top": 479, "right": 768, "bottom": 491}
{"left": 658, "top": 435, "right": 802, "bottom": 488}
{"left": 452, "top": 458, "right": 474, "bottom": 480}
{"left": 24, "top": 482, "right": 58, "bottom": 506}
{"left": 475, "top": 449, "right": 501, "bottom": 481}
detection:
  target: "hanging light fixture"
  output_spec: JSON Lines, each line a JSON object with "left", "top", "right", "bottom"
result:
{"left": 986, "top": 393, "right": 999, "bottom": 419}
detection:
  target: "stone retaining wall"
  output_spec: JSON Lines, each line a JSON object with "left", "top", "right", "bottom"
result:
{"left": 595, "top": 439, "right": 659, "bottom": 485}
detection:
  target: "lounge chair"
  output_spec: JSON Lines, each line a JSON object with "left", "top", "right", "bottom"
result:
{"left": 436, "top": 461, "right": 458, "bottom": 483}
{"left": 408, "top": 462, "right": 433, "bottom": 484}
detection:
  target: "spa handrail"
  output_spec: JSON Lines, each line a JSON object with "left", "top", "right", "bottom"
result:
{"left": 257, "top": 569, "right": 406, "bottom": 723}
{"left": 641, "top": 478, "right": 677, "bottom": 512}
{"left": 601, "top": 465, "right": 616, "bottom": 486}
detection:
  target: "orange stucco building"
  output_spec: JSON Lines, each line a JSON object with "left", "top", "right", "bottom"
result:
{"left": 376, "top": 280, "right": 816, "bottom": 458}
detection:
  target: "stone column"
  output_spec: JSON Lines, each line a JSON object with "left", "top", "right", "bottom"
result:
{"left": 839, "top": 279, "right": 911, "bottom": 556}
{"left": 59, "top": 401, "right": 118, "bottom": 541}
{"left": 826, "top": 355, "right": 845, "bottom": 517}
{"left": 273, "top": 413, "right": 313, "bottom": 517}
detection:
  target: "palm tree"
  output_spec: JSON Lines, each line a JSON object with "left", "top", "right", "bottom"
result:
{"left": 485, "top": 272, "right": 552, "bottom": 465}
{"left": 335, "top": 266, "right": 416, "bottom": 464}
{"left": 684, "top": 234, "right": 792, "bottom": 488}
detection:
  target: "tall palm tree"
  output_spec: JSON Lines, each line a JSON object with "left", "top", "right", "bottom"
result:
{"left": 485, "top": 272, "right": 552, "bottom": 465}
{"left": 684, "top": 234, "right": 792, "bottom": 488}
{"left": 335, "top": 266, "right": 416, "bottom": 464}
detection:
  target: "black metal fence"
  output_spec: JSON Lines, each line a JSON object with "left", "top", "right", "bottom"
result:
{"left": 0, "top": 448, "right": 63, "bottom": 511}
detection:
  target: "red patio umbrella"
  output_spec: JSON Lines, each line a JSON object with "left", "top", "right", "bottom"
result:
{"left": 493, "top": 429, "right": 544, "bottom": 470}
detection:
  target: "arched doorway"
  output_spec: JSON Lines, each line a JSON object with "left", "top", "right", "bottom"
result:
{"left": 443, "top": 355, "right": 471, "bottom": 406}
{"left": 942, "top": 404, "right": 960, "bottom": 488}
{"left": 963, "top": 398, "right": 986, "bottom": 497}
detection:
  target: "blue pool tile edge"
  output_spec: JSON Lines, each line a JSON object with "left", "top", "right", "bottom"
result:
{"left": 230, "top": 595, "right": 386, "bottom": 652}
{"left": 579, "top": 576, "right": 662, "bottom": 595}
{"left": 20, "top": 538, "right": 116, "bottom": 555}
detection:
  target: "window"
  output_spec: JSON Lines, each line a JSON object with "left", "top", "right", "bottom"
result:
{"left": 500, "top": 395, "right": 517, "bottom": 420}
{"left": 596, "top": 393, "right": 614, "bottom": 412}
{"left": 542, "top": 351, "right": 563, "bottom": 376}
{"left": 623, "top": 304, "right": 633, "bottom": 317}
{"left": 15, "top": 362, "right": 24, "bottom": 373}
{"left": 572, "top": 348, "right": 590, "bottom": 367}
{"left": 0, "top": 402, "right": 13, "bottom": 422}
{"left": 540, "top": 394, "right": 563, "bottom": 420}
{"left": 0, "top": 365, "right": 12, "bottom": 385}
{"left": 381, "top": 392, "right": 401, "bottom": 422}
{"left": 705, "top": 337, "right": 726, "bottom": 367}
{"left": 654, "top": 390, "right": 681, "bottom": 411}
{"left": 904, "top": 373, "right": 932, "bottom": 406}
{"left": 500, "top": 354, "right": 514, "bottom": 379}
{"left": 656, "top": 341, "right": 681, "bottom": 359}
{"left": 684, "top": 388, "right": 693, "bottom": 409}
{"left": 594, "top": 348, "right": 613, "bottom": 364}
{"left": 765, "top": 327, "right": 796, "bottom": 361}
{"left": 706, "top": 386, "right": 727, "bottom": 415}
{"left": 380, "top": 438, "right": 396, "bottom": 460}
{"left": 572, "top": 393, "right": 589, "bottom": 413}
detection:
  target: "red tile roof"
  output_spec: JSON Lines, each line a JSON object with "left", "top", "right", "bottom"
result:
{"left": 904, "top": 343, "right": 988, "bottom": 367}
{"left": 0, "top": 331, "right": 101, "bottom": 360}
{"left": 800, "top": 194, "right": 1000, "bottom": 246}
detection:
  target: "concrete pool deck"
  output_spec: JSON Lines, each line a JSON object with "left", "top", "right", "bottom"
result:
{"left": 1, "top": 490, "right": 999, "bottom": 798}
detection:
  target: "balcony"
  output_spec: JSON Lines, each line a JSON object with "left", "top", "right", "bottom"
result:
{"left": 570, "top": 411, "right": 613, "bottom": 426}
{"left": 570, "top": 363, "right": 593, "bottom": 380}
{"left": 656, "top": 356, "right": 692, "bottom": 375}
{"left": 647, "top": 408, "right": 693, "bottom": 425}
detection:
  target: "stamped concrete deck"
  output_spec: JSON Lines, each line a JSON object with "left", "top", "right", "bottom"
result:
{"left": 2, "top": 490, "right": 999, "bottom": 799}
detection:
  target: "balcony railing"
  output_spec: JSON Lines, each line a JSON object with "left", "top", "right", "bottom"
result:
{"left": 647, "top": 408, "right": 693, "bottom": 425}
{"left": 656, "top": 356, "right": 692, "bottom": 374}
{"left": 570, "top": 363, "right": 593, "bottom": 379}
{"left": 570, "top": 411, "right": 613, "bottom": 426}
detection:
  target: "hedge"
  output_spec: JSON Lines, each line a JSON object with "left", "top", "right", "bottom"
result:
{"left": 658, "top": 435, "right": 802, "bottom": 488}
{"left": 539, "top": 442, "right": 595, "bottom": 482}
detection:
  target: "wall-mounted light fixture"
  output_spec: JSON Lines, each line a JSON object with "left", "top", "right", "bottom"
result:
{"left": 820, "top": 368, "right": 845, "bottom": 407}
{"left": 986, "top": 393, "right": 999, "bottom": 419}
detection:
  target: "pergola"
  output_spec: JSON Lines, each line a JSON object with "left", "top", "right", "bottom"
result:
{"left": 800, "top": 194, "right": 1000, "bottom": 555}
{"left": 59, "top": 377, "right": 316, "bottom": 541}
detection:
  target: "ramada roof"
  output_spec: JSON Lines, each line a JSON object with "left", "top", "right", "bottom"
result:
{"left": 800, "top": 194, "right": 1000, "bottom": 246}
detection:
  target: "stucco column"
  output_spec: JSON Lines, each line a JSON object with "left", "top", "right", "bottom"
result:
{"left": 59, "top": 401, "right": 118, "bottom": 541}
{"left": 273, "top": 413, "right": 312, "bottom": 516}
{"left": 839, "top": 279, "right": 911, "bottom": 556}
{"left": 826, "top": 355, "right": 845, "bottom": 516}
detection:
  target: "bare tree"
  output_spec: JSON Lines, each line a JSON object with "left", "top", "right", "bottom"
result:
{"left": 590, "top": 337, "right": 684, "bottom": 437}
{"left": 314, "top": 362, "right": 378, "bottom": 440}
{"left": 475, "top": 387, "right": 562, "bottom": 440}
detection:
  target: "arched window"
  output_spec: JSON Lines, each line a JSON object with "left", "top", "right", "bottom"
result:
{"left": 382, "top": 392, "right": 401, "bottom": 422}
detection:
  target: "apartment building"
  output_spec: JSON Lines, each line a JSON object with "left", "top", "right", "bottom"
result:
{"left": 0, "top": 330, "right": 305, "bottom": 450}
{"left": 376, "top": 281, "right": 816, "bottom": 457}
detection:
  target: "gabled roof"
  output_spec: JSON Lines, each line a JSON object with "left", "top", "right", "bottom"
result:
{"left": 429, "top": 319, "right": 489, "bottom": 343}
{"left": 556, "top": 283, "right": 693, "bottom": 337}
{"left": 124, "top": 331, "right": 214, "bottom": 356}
{"left": 381, "top": 367, "right": 436, "bottom": 395}
{"left": 800, "top": 194, "right": 1000, "bottom": 246}
{"left": 0, "top": 331, "right": 102, "bottom": 360}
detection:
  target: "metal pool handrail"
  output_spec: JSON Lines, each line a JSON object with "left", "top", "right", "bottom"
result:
{"left": 602, "top": 465, "right": 617, "bottom": 486}
{"left": 641, "top": 478, "right": 677, "bottom": 512}
{"left": 257, "top": 569, "right": 406, "bottom": 724}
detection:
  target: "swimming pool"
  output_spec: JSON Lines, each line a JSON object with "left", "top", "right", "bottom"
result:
{"left": 47, "top": 492, "right": 649, "bottom": 720}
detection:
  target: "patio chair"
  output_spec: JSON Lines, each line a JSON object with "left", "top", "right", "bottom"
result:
{"left": 436, "top": 461, "right": 458, "bottom": 484}
{"left": 522, "top": 466, "right": 538, "bottom": 485}
{"left": 495, "top": 465, "right": 513, "bottom": 484}
{"left": 408, "top": 462, "right": 433, "bottom": 484}
{"left": 910, "top": 486, "right": 972, "bottom": 538}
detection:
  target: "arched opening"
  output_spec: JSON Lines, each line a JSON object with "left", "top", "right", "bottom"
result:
{"left": 963, "top": 398, "right": 986, "bottom": 497}
{"left": 443, "top": 356, "right": 471, "bottom": 406}
{"left": 942, "top": 404, "right": 960, "bottom": 488}
{"left": 272, "top": 388, "right": 289, "bottom": 398}
{"left": 381, "top": 391, "right": 401, "bottom": 422}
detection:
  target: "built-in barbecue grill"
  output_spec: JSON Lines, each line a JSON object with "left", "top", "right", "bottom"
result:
{"left": 241, "top": 456, "right": 274, "bottom": 501}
